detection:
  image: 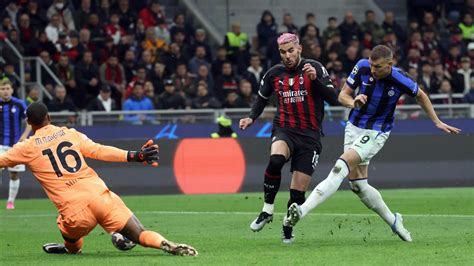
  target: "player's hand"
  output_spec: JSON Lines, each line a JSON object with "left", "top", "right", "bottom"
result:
{"left": 353, "top": 94, "right": 368, "bottom": 108}
{"left": 141, "top": 139, "right": 160, "bottom": 166}
{"left": 435, "top": 122, "right": 461, "bottom": 135}
{"left": 127, "top": 139, "right": 159, "bottom": 167}
{"left": 303, "top": 63, "right": 317, "bottom": 80}
{"left": 239, "top": 117, "right": 253, "bottom": 130}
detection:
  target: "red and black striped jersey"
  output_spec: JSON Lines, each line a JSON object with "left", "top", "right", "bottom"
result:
{"left": 253, "top": 58, "right": 338, "bottom": 137}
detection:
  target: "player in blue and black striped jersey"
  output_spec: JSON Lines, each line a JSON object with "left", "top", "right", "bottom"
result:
{"left": 288, "top": 45, "right": 461, "bottom": 242}
{"left": 0, "top": 77, "right": 31, "bottom": 209}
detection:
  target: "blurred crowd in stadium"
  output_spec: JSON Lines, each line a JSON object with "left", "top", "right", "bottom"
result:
{"left": 0, "top": 0, "right": 473, "bottom": 119}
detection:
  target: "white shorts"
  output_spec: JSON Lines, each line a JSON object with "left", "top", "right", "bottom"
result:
{"left": 0, "top": 145, "right": 25, "bottom": 172}
{"left": 343, "top": 122, "right": 390, "bottom": 165}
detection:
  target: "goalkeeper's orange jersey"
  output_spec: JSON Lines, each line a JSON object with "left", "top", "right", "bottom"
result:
{"left": 0, "top": 124, "right": 128, "bottom": 217}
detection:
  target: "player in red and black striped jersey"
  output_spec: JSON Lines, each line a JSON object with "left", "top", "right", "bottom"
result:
{"left": 239, "top": 33, "right": 338, "bottom": 243}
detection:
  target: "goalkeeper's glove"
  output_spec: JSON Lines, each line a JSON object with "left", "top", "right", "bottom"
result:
{"left": 127, "top": 139, "right": 159, "bottom": 167}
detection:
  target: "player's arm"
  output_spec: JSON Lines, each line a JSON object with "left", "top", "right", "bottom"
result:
{"left": 77, "top": 131, "right": 159, "bottom": 166}
{"left": 0, "top": 141, "right": 33, "bottom": 168}
{"left": 309, "top": 62, "right": 339, "bottom": 106}
{"left": 415, "top": 89, "right": 461, "bottom": 135}
{"left": 240, "top": 69, "right": 273, "bottom": 130}
{"left": 338, "top": 84, "right": 367, "bottom": 108}
{"left": 338, "top": 84, "right": 356, "bottom": 108}
{"left": 339, "top": 60, "right": 367, "bottom": 109}
{"left": 246, "top": 95, "right": 268, "bottom": 120}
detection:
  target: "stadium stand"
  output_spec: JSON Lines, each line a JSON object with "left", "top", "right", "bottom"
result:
{"left": 0, "top": 0, "right": 472, "bottom": 126}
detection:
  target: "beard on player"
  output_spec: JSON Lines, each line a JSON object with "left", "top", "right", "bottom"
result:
{"left": 279, "top": 42, "right": 302, "bottom": 69}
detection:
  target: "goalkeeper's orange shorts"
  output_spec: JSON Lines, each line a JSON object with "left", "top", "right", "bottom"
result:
{"left": 57, "top": 190, "right": 133, "bottom": 240}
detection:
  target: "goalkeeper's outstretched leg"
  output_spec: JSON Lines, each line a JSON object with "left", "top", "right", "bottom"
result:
{"left": 119, "top": 215, "right": 198, "bottom": 256}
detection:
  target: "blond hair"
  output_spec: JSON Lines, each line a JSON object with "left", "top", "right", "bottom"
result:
{"left": 0, "top": 77, "right": 13, "bottom": 86}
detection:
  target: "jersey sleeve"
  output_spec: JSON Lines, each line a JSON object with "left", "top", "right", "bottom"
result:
{"left": 249, "top": 68, "right": 274, "bottom": 120}
{"left": 395, "top": 70, "right": 419, "bottom": 97}
{"left": 402, "top": 80, "right": 419, "bottom": 97}
{"left": 346, "top": 59, "right": 365, "bottom": 90}
{"left": 74, "top": 129, "right": 128, "bottom": 162}
{"left": 257, "top": 68, "right": 274, "bottom": 99}
{"left": 313, "top": 61, "right": 339, "bottom": 106}
{"left": 0, "top": 141, "right": 34, "bottom": 168}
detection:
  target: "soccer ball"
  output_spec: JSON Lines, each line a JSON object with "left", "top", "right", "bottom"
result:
{"left": 111, "top": 232, "right": 137, "bottom": 251}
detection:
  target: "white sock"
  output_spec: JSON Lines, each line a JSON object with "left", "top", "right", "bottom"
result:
{"left": 8, "top": 179, "right": 20, "bottom": 202}
{"left": 300, "top": 159, "right": 349, "bottom": 217}
{"left": 350, "top": 179, "right": 395, "bottom": 225}
{"left": 262, "top": 202, "right": 274, "bottom": 214}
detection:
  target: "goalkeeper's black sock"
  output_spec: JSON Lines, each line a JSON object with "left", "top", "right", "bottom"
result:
{"left": 263, "top": 155, "right": 286, "bottom": 212}
{"left": 64, "top": 238, "right": 83, "bottom": 254}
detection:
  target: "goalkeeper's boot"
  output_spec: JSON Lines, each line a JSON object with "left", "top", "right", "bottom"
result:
{"left": 391, "top": 212, "right": 412, "bottom": 242}
{"left": 42, "top": 243, "right": 68, "bottom": 254}
{"left": 250, "top": 211, "right": 273, "bottom": 232}
{"left": 288, "top": 203, "right": 303, "bottom": 226}
{"left": 282, "top": 215, "right": 294, "bottom": 244}
{"left": 160, "top": 240, "right": 198, "bottom": 256}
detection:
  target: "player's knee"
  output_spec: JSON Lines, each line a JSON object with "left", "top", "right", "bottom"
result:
{"left": 289, "top": 189, "right": 305, "bottom": 205}
{"left": 120, "top": 215, "right": 144, "bottom": 243}
{"left": 331, "top": 158, "right": 350, "bottom": 177}
{"left": 267, "top": 154, "right": 286, "bottom": 172}
{"left": 9, "top": 172, "right": 19, "bottom": 180}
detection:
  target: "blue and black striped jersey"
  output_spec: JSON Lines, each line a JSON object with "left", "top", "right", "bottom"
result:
{"left": 346, "top": 59, "right": 418, "bottom": 132}
{"left": 0, "top": 97, "right": 27, "bottom": 147}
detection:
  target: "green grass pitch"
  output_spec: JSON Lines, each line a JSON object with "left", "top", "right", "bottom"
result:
{"left": 1, "top": 188, "right": 473, "bottom": 265}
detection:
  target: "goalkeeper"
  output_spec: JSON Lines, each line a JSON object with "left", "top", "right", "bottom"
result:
{"left": 0, "top": 102, "right": 197, "bottom": 256}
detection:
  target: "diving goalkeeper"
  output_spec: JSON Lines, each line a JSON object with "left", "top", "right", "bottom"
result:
{"left": 0, "top": 102, "right": 197, "bottom": 256}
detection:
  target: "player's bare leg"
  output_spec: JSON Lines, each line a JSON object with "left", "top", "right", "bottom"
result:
{"left": 282, "top": 171, "right": 310, "bottom": 243}
{"left": 6, "top": 172, "right": 20, "bottom": 209}
{"left": 349, "top": 166, "right": 412, "bottom": 242}
{"left": 120, "top": 215, "right": 198, "bottom": 256}
{"left": 250, "top": 140, "right": 289, "bottom": 232}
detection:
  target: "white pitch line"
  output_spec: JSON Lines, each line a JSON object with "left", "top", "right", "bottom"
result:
{"left": 2, "top": 211, "right": 474, "bottom": 219}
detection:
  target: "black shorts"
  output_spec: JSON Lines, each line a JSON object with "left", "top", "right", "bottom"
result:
{"left": 271, "top": 128, "right": 322, "bottom": 176}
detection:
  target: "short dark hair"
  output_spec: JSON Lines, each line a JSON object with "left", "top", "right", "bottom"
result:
{"left": 420, "top": 61, "right": 431, "bottom": 68}
{"left": 27, "top": 102, "right": 48, "bottom": 126}
{"left": 365, "top": 10, "right": 374, "bottom": 16}
{"left": 306, "top": 13, "right": 315, "bottom": 19}
{"left": 328, "top": 17, "right": 337, "bottom": 22}
{"left": 250, "top": 53, "right": 260, "bottom": 59}
{"left": 370, "top": 45, "right": 393, "bottom": 61}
